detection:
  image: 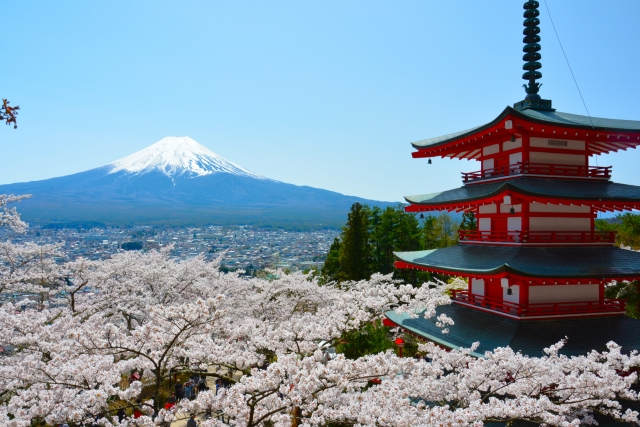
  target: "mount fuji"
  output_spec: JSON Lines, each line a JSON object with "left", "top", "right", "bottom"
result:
{"left": 0, "top": 137, "right": 393, "bottom": 228}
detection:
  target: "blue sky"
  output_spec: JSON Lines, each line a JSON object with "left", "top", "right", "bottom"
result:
{"left": 2, "top": 1, "right": 639, "bottom": 202}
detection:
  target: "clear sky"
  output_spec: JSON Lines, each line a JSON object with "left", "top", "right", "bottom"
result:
{"left": 2, "top": 1, "right": 639, "bottom": 202}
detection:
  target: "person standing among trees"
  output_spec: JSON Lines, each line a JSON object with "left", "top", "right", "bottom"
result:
{"left": 184, "top": 380, "right": 193, "bottom": 400}
{"left": 175, "top": 380, "right": 184, "bottom": 400}
{"left": 187, "top": 413, "right": 198, "bottom": 427}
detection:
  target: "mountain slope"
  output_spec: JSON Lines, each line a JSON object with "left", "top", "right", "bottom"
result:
{"left": 0, "top": 137, "right": 394, "bottom": 227}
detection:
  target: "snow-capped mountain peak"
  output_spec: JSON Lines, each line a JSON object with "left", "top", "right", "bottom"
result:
{"left": 108, "top": 136, "right": 263, "bottom": 179}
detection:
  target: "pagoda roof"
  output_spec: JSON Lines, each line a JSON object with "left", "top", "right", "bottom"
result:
{"left": 385, "top": 304, "right": 640, "bottom": 357}
{"left": 394, "top": 245, "right": 640, "bottom": 280}
{"left": 404, "top": 178, "right": 640, "bottom": 212}
{"left": 410, "top": 106, "right": 640, "bottom": 158}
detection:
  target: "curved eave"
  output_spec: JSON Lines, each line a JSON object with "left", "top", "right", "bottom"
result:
{"left": 411, "top": 106, "right": 640, "bottom": 158}
{"left": 404, "top": 179, "right": 640, "bottom": 213}
{"left": 394, "top": 246, "right": 640, "bottom": 280}
{"left": 385, "top": 305, "right": 640, "bottom": 357}
{"left": 411, "top": 107, "right": 511, "bottom": 150}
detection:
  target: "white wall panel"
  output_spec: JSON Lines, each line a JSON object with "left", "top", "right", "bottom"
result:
{"left": 529, "top": 217, "right": 591, "bottom": 231}
{"left": 507, "top": 217, "right": 522, "bottom": 231}
{"left": 530, "top": 137, "right": 585, "bottom": 151}
{"left": 483, "top": 144, "right": 500, "bottom": 156}
{"left": 483, "top": 158, "right": 495, "bottom": 170}
{"left": 479, "top": 218, "right": 491, "bottom": 231}
{"left": 529, "top": 151, "right": 585, "bottom": 166}
{"left": 503, "top": 139, "right": 522, "bottom": 151}
{"left": 529, "top": 284, "right": 599, "bottom": 303}
{"left": 509, "top": 152, "right": 523, "bottom": 165}
{"left": 471, "top": 278, "right": 485, "bottom": 296}
{"left": 479, "top": 204, "right": 497, "bottom": 214}
{"left": 529, "top": 202, "right": 591, "bottom": 213}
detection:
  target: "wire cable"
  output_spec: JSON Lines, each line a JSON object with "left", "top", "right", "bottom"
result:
{"left": 543, "top": 1, "right": 614, "bottom": 338}
{"left": 542, "top": 0, "right": 594, "bottom": 129}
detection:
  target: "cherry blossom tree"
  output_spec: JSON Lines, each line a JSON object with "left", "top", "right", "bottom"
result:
{"left": 2, "top": 193, "right": 640, "bottom": 427}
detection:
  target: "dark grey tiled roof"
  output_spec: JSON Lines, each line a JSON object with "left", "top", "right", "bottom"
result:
{"left": 395, "top": 245, "right": 640, "bottom": 278}
{"left": 385, "top": 304, "right": 640, "bottom": 357}
{"left": 411, "top": 106, "right": 640, "bottom": 149}
{"left": 404, "top": 178, "right": 640, "bottom": 206}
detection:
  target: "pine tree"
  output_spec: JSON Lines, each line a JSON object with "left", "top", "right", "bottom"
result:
{"left": 339, "top": 203, "right": 371, "bottom": 281}
{"left": 321, "top": 238, "right": 343, "bottom": 282}
{"left": 458, "top": 211, "right": 477, "bottom": 231}
{"left": 421, "top": 214, "right": 439, "bottom": 249}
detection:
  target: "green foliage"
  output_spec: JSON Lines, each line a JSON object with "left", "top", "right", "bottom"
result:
{"left": 435, "top": 212, "right": 459, "bottom": 247}
{"left": 322, "top": 204, "right": 460, "bottom": 284}
{"left": 321, "top": 238, "right": 343, "bottom": 282}
{"left": 121, "top": 241, "right": 143, "bottom": 251}
{"left": 605, "top": 281, "right": 640, "bottom": 319}
{"left": 597, "top": 213, "right": 640, "bottom": 318}
{"left": 458, "top": 211, "right": 477, "bottom": 232}
{"left": 421, "top": 214, "right": 439, "bottom": 249}
{"left": 597, "top": 213, "right": 640, "bottom": 249}
{"left": 338, "top": 203, "right": 372, "bottom": 281}
{"left": 369, "top": 206, "right": 422, "bottom": 275}
{"left": 335, "top": 320, "right": 395, "bottom": 360}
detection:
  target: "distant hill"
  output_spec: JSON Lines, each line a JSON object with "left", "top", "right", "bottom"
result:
{"left": 0, "top": 137, "right": 396, "bottom": 228}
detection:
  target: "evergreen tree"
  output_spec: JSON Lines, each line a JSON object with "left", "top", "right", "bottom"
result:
{"left": 339, "top": 203, "right": 371, "bottom": 281}
{"left": 369, "top": 205, "right": 421, "bottom": 275}
{"left": 458, "top": 211, "right": 477, "bottom": 231}
{"left": 321, "top": 238, "right": 343, "bottom": 282}
{"left": 597, "top": 213, "right": 640, "bottom": 318}
{"left": 421, "top": 214, "right": 439, "bottom": 249}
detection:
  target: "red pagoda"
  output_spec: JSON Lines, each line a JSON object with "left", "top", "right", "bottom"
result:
{"left": 387, "top": 1, "right": 640, "bottom": 356}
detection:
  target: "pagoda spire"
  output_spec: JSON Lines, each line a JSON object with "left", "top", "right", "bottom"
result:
{"left": 514, "top": 0, "right": 554, "bottom": 111}
{"left": 522, "top": 0, "right": 542, "bottom": 99}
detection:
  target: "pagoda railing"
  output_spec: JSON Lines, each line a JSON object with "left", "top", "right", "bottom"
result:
{"left": 458, "top": 230, "right": 616, "bottom": 245}
{"left": 462, "top": 161, "right": 612, "bottom": 183}
{"left": 450, "top": 290, "right": 626, "bottom": 318}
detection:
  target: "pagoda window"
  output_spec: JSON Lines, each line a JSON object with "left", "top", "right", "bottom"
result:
{"left": 479, "top": 204, "right": 497, "bottom": 214}
{"left": 482, "top": 157, "right": 495, "bottom": 171}
{"left": 471, "top": 278, "right": 485, "bottom": 296}
{"left": 529, "top": 284, "right": 599, "bottom": 304}
{"left": 530, "top": 137, "right": 586, "bottom": 151}
{"left": 507, "top": 217, "right": 522, "bottom": 232}
{"left": 478, "top": 217, "right": 492, "bottom": 230}
{"left": 502, "top": 138, "right": 522, "bottom": 151}
{"left": 529, "top": 151, "right": 586, "bottom": 166}
{"left": 482, "top": 143, "right": 500, "bottom": 156}
{"left": 529, "top": 202, "right": 591, "bottom": 213}
{"left": 509, "top": 151, "right": 523, "bottom": 165}
{"left": 529, "top": 217, "right": 591, "bottom": 232}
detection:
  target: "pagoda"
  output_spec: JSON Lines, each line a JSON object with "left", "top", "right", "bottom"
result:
{"left": 387, "top": 1, "right": 640, "bottom": 356}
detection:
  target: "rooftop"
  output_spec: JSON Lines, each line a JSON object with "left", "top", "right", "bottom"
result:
{"left": 385, "top": 304, "right": 640, "bottom": 357}
{"left": 411, "top": 106, "right": 640, "bottom": 152}
{"left": 404, "top": 178, "right": 640, "bottom": 212}
{"left": 408, "top": 108, "right": 640, "bottom": 164}
{"left": 394, "top": 245, "right": 640, "bottom": 280}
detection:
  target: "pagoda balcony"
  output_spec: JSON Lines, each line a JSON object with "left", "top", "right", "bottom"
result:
{"left": 450, "top": 290, "right": 627, "bottom": 319}
{"left": 458, "top": 230, "right": 616, "bottom": 246}
{"left": 462, "top": 161, "right": 612, "bottom": 185}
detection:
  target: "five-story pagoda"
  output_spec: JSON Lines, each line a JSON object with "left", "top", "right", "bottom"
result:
{"left": 387, "top": 1, "right": 640, "bottom": 356}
